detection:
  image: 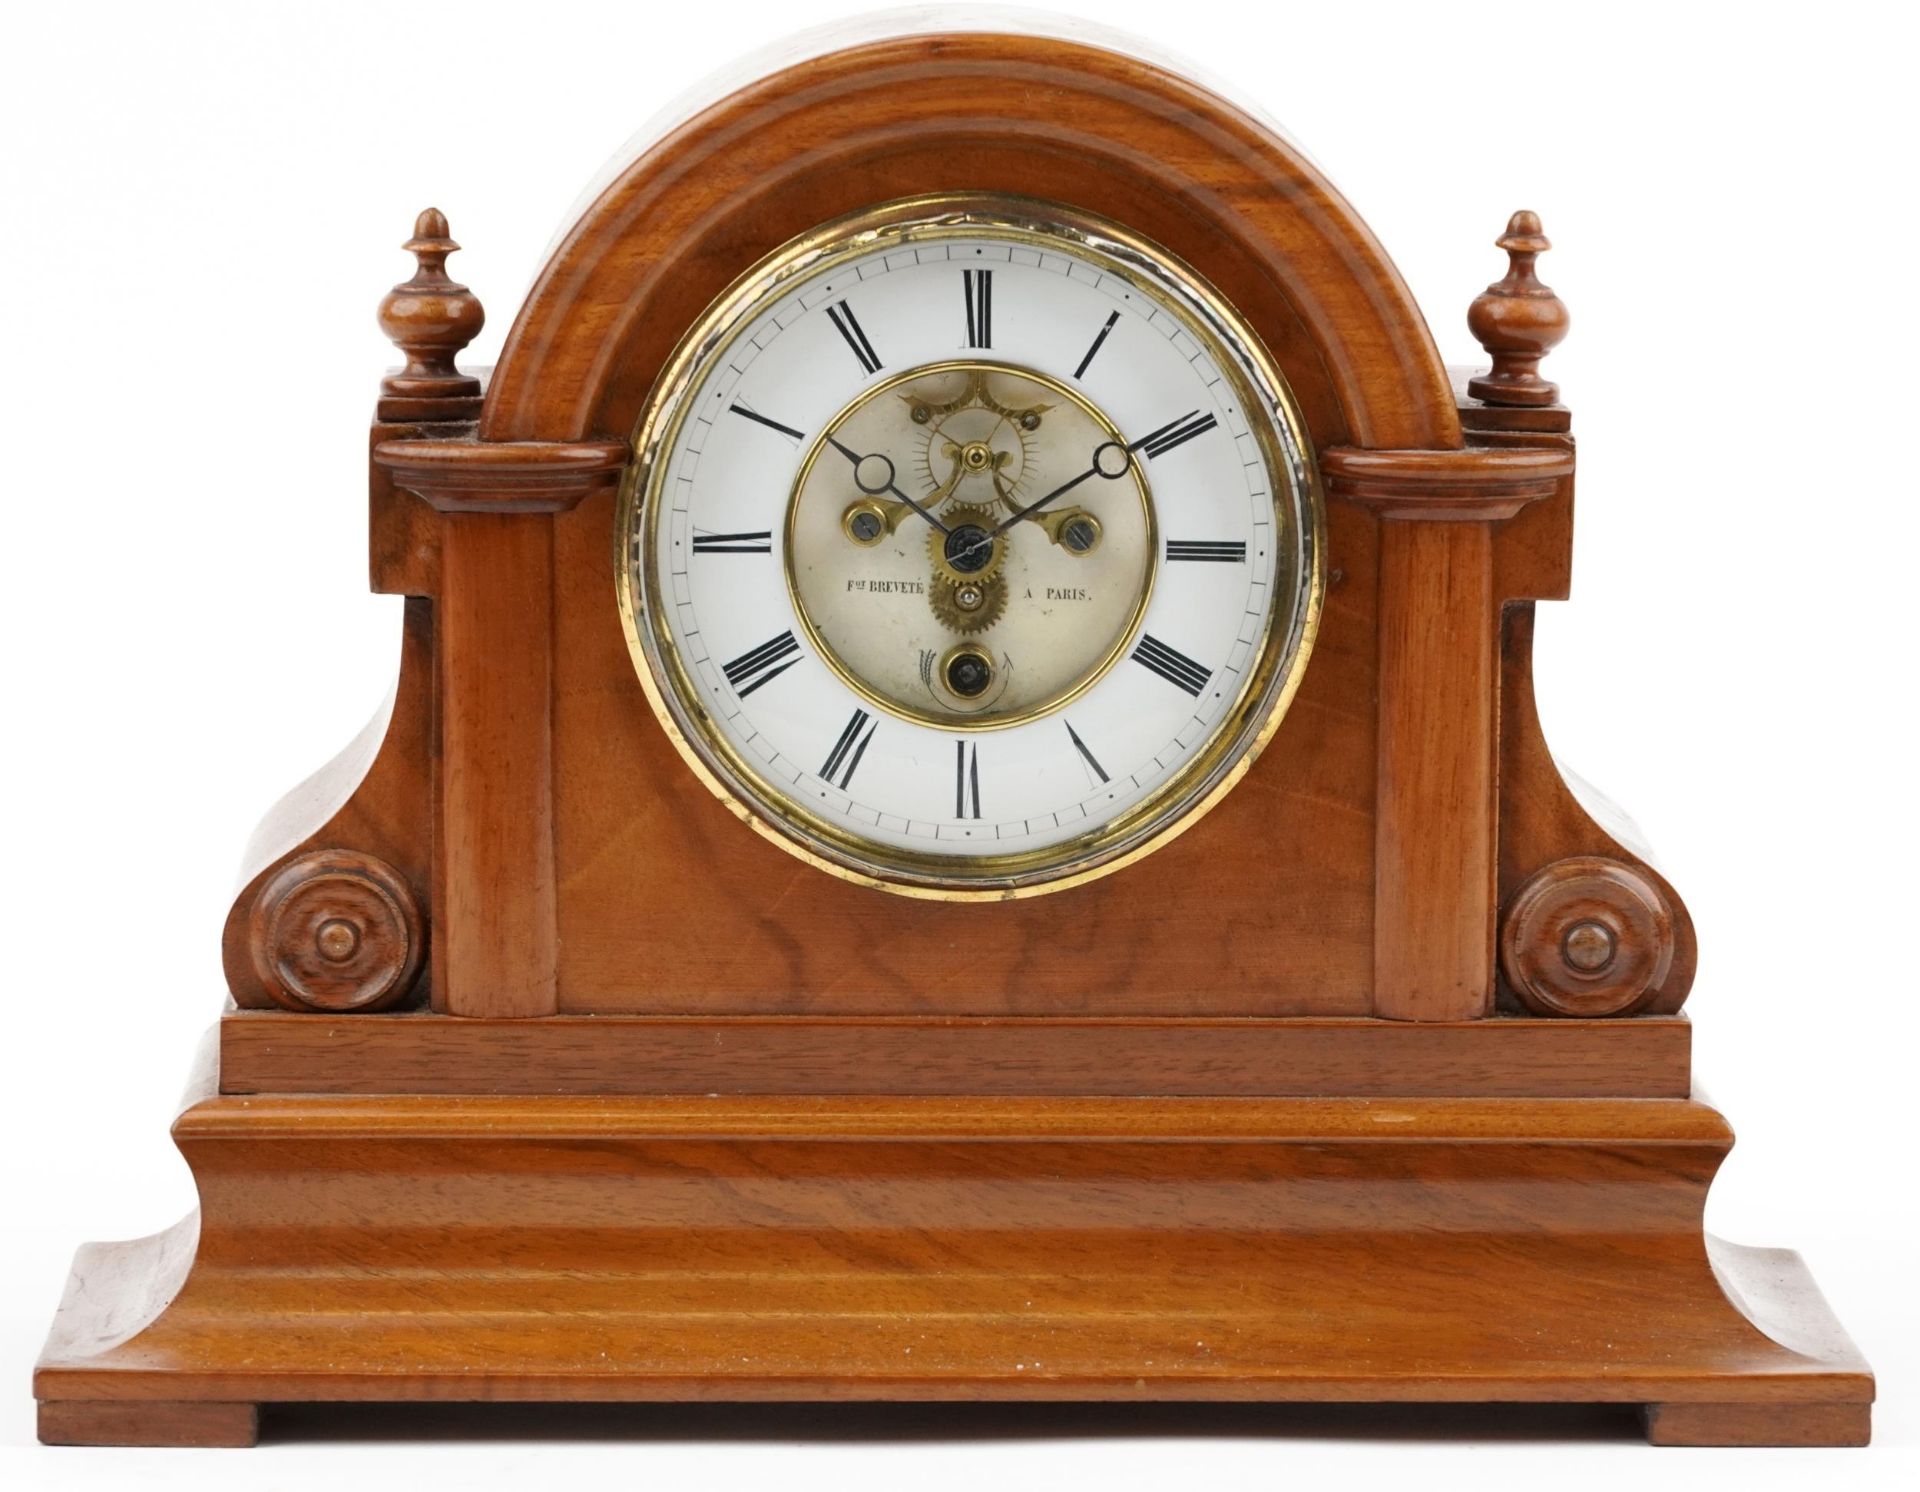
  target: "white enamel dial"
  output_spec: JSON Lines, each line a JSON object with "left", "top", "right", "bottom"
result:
{"left": 620, "top": 197, "right": 1322, "bottom": 898}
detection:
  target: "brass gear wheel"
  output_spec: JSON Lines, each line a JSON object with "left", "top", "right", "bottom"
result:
{"left": 927, "top": 501, "right": 1007, "bottom": 587}
{"left": 929, "top": 572, "right": 1008, "bottom": 634}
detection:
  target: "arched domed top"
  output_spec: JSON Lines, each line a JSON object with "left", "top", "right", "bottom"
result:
{"left": 480, "top": 25, "right": 1460, "bottom": 454}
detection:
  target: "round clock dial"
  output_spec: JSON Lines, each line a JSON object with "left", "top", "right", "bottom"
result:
{"left": 619, "top": 196, "right": 1323, "bottom": 898}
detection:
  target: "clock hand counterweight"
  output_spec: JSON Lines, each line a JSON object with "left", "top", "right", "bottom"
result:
{"left": 827, "top": 436, "right": 951, "bottom": 536}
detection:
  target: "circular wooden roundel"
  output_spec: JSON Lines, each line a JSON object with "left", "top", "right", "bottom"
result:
{"left": 1500, "top": 856, "right": 1676, "bottom": 1018}
{"left": 246, "top": 849, "right": 424, "bottom": 1013}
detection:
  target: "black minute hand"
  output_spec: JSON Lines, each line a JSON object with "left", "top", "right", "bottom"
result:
{"left": 991, "top": 413, "right": 1196, "bottom": 538}
{"left": 827, "top": 436, "right": 951, "bottom": 536}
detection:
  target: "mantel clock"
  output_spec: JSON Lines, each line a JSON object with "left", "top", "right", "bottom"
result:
{"left": 35, "top": 19, "right": 1873, "bottom": 1448}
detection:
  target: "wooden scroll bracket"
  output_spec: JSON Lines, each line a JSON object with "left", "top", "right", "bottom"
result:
{"left": 220, "top": 597, "right": 433, "bottom": 1012}
{"left": 1318, "top": 212, "right": 1694, "bottom": 1023}
{"left": 1464, "top": 217, "right": 1696, "bottom": 1019}
{"left": 371, "top": 216, "right": 627, "bottom": 1018}
{"left": 224, "top": 210, "right": 630, "bottom": 1018}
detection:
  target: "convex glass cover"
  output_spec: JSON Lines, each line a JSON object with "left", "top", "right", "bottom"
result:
{"left": 619, "top": 196, "right": 1323, "bottom": 896}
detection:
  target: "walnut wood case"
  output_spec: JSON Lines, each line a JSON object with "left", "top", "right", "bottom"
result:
{"left": 34, "top": 25, "right": 1871, "bottom": 1448}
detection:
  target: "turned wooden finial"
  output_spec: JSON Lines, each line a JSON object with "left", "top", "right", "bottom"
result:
{"left": 378, "top": 208, "right": 484, "bottom": 418}
{"left": 1467, "top": 210, "right": 1568, "bottom": 407}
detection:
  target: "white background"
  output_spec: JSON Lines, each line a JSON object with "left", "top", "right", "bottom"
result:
{"left": 2, "top": 1, "right": 1914, "bottom": 1486}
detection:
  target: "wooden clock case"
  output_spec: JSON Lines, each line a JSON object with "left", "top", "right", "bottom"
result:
{"left": 35, "top": 26, "right": 1873, "bottom": 1448}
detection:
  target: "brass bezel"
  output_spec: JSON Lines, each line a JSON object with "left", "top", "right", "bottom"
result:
{"left": 617, "top": 194, "right": 1325, "bottom": 901}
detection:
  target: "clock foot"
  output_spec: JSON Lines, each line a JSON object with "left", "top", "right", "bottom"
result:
{"left": 38, "top": 1398, "right": 259, "bottom": 1448}
{"left": 1642, "top": 1400, "right": 1871, "bottom": 1448}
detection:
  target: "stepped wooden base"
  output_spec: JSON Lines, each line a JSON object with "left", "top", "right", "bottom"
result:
{"left": 35, "top": 1055, "right": 1872, "bottom": 1447}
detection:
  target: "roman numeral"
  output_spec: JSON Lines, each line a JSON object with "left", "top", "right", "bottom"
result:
{"left": 728, "top": 403, "right": 805, "bottom": 441}
{"left": 820, "top": 708, "right": 876, "bottom": 789}
{"left": 691, "top": 530, "right": 772, "bottom": 555}
{"left": 1133, "top": 410, "right": 1218, "bottom": 460}
{"left": 1074, "top": 310, "right": 1120, "bottom": 379}
{"left": 721, "top": 631, "right": 801, "bottom": 698}
{"left": 826, "top": 299, "right": 881, "bottom": 375}
{"left": 963, "top": 268, "right": 992, "bottom": 348}
{"left": 954, "top": 740, "right": 982, "bottom": 820}
{"left": 1131, "top": 633, "right": 1212, "bottom": 697}
{"left": 1166, "top": 539, "right": 1247, "bottom": 563}
{"left": 1064, "top": 719, "right": 1109, "bottom": 786}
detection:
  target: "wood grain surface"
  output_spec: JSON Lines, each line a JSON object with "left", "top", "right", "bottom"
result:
{"left": 214, "top": 1010, "right": 1694, "bottom": 1098}
{"left": 437, "top": 513, "right": 558, "bottom": 1015}
{"left": 34, "top": 1071, "right": 1872, "bottom": 1444}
